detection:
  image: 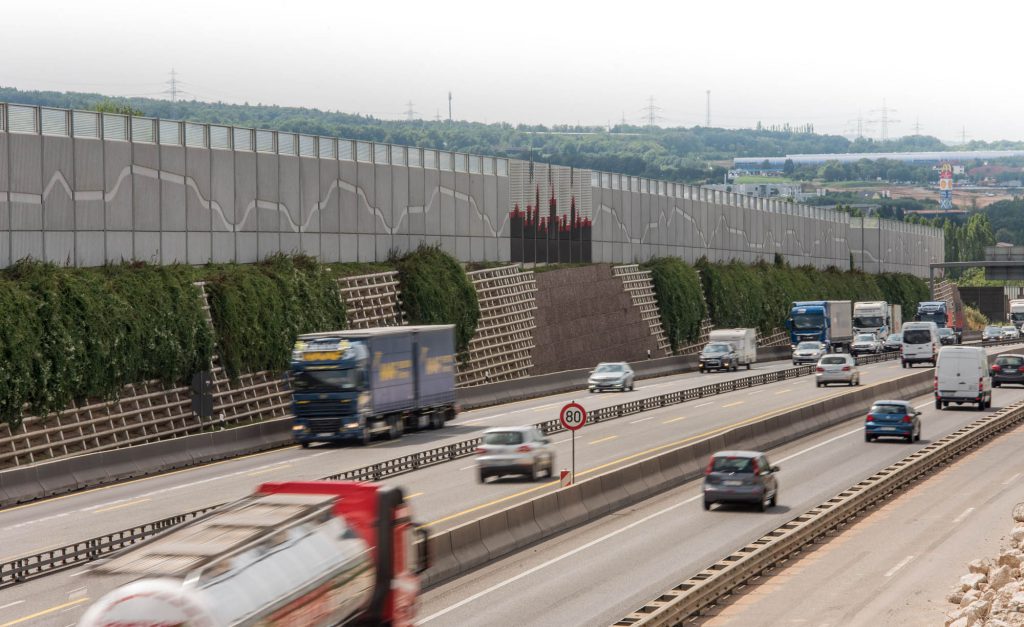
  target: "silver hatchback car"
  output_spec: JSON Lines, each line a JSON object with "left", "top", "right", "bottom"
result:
{"left": 703, "top": 450, "right": 780, "bottom": 512}
{"left": 476, "top": 426, "right": 555, "bottom": 483}
{"left": 815, "top": 353, "right": 860, "bottom": 387}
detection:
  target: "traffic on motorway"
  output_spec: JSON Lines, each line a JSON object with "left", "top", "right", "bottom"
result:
{"left": 1, "top": 295, "right": 1013, "bottom": 626}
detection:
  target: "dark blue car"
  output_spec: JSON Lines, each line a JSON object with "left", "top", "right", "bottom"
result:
{"left": 865, "top": 399, "right": 921, "bottom": 443}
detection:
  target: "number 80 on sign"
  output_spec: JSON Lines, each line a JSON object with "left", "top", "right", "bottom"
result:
{"left": 560, "top": 402, "right": 587, "bottom": 431}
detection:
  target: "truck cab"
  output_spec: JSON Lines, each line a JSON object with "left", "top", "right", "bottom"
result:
{"left": 1008, "top": 299, "right": 1024, "bottom": 330}
{"left": 787, "top": 301, "right": 829, "bottom": 347}
{"left": 853, "top": 300, "right": 890, "bottom": 338}
{"left": 291, "top": 334, "right": 376, "bottom": 446}
{"left": 916, "top": 300, "right": 962, "bottom": 344}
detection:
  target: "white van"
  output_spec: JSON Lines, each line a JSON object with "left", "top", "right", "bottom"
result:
{"left": 935, "top": 345, "right": 992, "bottom": 411}
{"left": 707, "top": 329, "right": 758, "bottom": 370}
{"left": 900, "top": 321, "right": 939, "bottom": 368}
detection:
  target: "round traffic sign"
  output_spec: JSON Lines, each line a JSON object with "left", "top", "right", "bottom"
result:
{"left": 560, "top": 402, "right": 587, "bottom": 431}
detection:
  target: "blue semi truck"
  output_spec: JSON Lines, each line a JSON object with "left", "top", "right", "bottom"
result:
{"left": 289, "top": 325, "right": 457, "bottom": 447}
{"left": 785, "top": 300, "right": 854, "bottom": 352}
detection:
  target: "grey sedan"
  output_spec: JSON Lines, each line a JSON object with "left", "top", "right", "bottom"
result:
{"left": 792, "top": 341, "right": 827, "bottom": 365}
{"left": 588, "top": 362, "right": 635, "bottom": 393}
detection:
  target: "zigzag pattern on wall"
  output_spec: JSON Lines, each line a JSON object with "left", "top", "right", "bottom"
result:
{"left": 593, "top": 202, "right": 847, "bottom": 261}
{"left": 8, "top": 166, "right": 507, "bottom": 237}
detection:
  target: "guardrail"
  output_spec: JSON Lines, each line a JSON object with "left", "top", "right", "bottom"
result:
{"left": 612, "top": 402, "right": 1024, "bottom": 626}
{"left": 1, "top": 341, "right": 1012, "bottom": 590}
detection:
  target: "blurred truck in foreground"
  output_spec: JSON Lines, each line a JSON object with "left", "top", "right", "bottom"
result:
{"left": 78, "top": 481, "right": 429, "bottom": 626}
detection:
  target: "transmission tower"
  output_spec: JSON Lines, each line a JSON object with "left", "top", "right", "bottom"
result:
{"left": 164, "top": 68, "right": 181, "bottom": 102}
{"left": 868, "top": 98, "right": 900, "bottom": 141}
{"left": 643, "top": 96, "right": 661, "bottom": 129}
{"left": 404, "top": 100, "right": 418, "bottom": 121}
{"left": 912, "top": 116, "right": 923, "bottom": 135}
{"left": 845, "top": 110, "right": 873, "bottom": 139}
{"left": 706, "top": 90, "right": 711, "bottom": 127}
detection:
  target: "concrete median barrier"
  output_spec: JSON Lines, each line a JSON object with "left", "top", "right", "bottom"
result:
{"left": 0, "top": 466, "right": 44, "bottom": 505}
{"left": 449, "top": 520, "right": 490, "bottom": 573}
{"left": 477, "top": 510, "right": 517, "bottom": 560}
{"left": 555, "top": 484, "right": 589, "bottom": 528}
{"left": 66, "top": 454, "right": 110, "bottom": 492}
{"left": 423, "top": 531, "right": 459, "bottom": 587}
{"left": 505, "top": 500, "right": 544, "bottom": 549}
{"left": 579, "top": 474, "right": 612, "bottom": 518}
{"left": 531, "top": 491, "right": 567, "bottom": 537}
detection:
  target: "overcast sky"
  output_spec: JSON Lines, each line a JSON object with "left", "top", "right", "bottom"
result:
{"left": 2, "top": 0, "right": 1020, "bottom": 144}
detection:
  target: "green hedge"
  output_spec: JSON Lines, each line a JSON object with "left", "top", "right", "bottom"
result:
{"left": 0, "top": 262, "right": 213, "bottom": 429}
{"left": 205, "top": 255, "right": 348, "bottom": 377}
{"left": 641, "top": 257, "right": 706, "bottom": 351}
{"left": 693, "top": 259, "right": 925, "bottom": 335}
{"left": 395, "top": 245, "right": 479, "bottom": 353}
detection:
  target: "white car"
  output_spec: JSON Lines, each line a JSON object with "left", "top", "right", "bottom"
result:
{"left": 792, "top": 341, "right": 827, "bottom": 365}
{"left": 1003, "top": 326, "right": 1021, "bottom": 340}
{"left": 849, "top": 333, "right": 882, "bottom": 356}
{"left": 815, "top": 354, "right": 860, "bottom": 387}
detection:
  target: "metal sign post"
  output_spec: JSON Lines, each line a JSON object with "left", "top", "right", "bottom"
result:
{"left": 559, "top": 401, "right": 587, "bottom": 485}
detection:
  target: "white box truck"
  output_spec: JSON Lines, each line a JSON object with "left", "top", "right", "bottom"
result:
{"left": 1009, "top": 299, "right": 1024, "bottom": 330}
{"left": 706, "top": 328, "right": 758, "bottom": 370}
{"left": 853, "top": 301, "right": 899, "bottom": 338}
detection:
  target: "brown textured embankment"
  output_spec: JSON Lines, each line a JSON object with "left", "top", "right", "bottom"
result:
{"left": 946, "top": 503, "right": 1024, "bottom": 626}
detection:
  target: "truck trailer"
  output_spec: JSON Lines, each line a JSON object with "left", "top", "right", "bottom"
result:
{"left": 78, "top": 481, "right": 428, "bottom": 627}
{"left": 786, "top": 300, "right": 853, "bottom": 352}
{"left": 290, "top": 325, "right": 457, "bottom": 446}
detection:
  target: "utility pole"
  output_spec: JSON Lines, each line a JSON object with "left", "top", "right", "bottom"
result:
{"left": 913, "top": 117, "right": 923, "bottom": 135}
{"left": 165, "top": 68, "right": 180, "bottom": 102}
{"left": 404, "top": 100, "right": 417, "bottom": 121}
{"left": 448, "top": 91, "right": 452, "bottom": 124}
{"left": 435, "top": 109, "right": 441, "bottom": 122}
{"left": 706, "top": 90, "right": 711, "bottom": 127}
{"left": 961, "top": 126, "right": 968, "bottom": 146}
{"left": 869, "top": 98, "right": 900, "bottom": 141}
{"left": 643, "top": 96, "right": 661, "bottom": 129}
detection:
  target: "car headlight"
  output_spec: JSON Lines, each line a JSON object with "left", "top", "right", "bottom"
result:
{"left": 344, "top": 422, "right": 359, "bottom": 429}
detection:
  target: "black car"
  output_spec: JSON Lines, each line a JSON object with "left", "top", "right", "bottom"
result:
{"left": 937, "top": 327, "right": 956, "bottom": 345}
{"left": 991, "top": 354, "right": 1024, "bottom": 387}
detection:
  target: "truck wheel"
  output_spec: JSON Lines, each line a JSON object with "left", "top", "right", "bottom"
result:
{"left": 430, "top": 413, "right": 443, "bottom": 429}
{"left": 935, "top": 398, "right": 942, "bottom": 410}
{"left": 300, "top": 441, "right": 310, "bottom": 449}
{"left": 478, "top": 471, "right": 487, "bottom": 484}
{"left": 359, "top": 427, "right": 371, "bottom": 446}
{"left": 746, "top": 363, "right": 751, "bottom": 370}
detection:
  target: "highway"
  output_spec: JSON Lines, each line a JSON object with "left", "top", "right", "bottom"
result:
{"left": 0, "top": 357, "right": 801, "bottom": 557}
{"left": 409, "top": 387, "right": 1024, "bottom": 626}
{"left": 1, "top": 347, "right": 1019, "bottom": 626}
{"left": 697, "top": 416, "right": 1024, "bottom": 626}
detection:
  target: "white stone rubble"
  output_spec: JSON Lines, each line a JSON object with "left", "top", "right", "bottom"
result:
{"left": 947, "top": 505, "right": 1024, "bottom": 626}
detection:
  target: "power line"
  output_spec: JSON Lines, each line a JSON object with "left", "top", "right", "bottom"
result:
{"left": 164, "top": 68, "right": 180, "bottom": 102}
{"left": 642, "top": 96, "right": 661, "bottom": 129}
{"left": 868, "top": 98, "right": 900, "bottom": 141}
{"left": 912, "top": 116, "right": 923, "bottom": 135}
{"left": 404, "top": 100, "right": 418, "bottom": 121}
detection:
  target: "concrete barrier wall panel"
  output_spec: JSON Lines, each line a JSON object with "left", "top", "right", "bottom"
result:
{"left": 477, "top": 509, "right": 516, "bottom": 560}
{"left": 555, "top": 485, "right": 589, "bottom": 528}
{"left": 531, "top": 491, "right": 567, "bottom": 536}
{"left": 505, "top": 500, "right": 544, "bottom": 549}
{"left": 449, "top": 520, "right": 490, "bottom": 572}
{"left": 425, "top": 532, "right": 459, "bottom": 586}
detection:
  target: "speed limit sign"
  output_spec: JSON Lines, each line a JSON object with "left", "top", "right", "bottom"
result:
{"left": 560, "top": 402, "right": 587, "bottom": 431}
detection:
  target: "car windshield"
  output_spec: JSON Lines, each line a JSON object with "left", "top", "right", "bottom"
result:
{"left": 820, "top": 356, "right": 847, "bottom": 365}
{"left": 986, "top": 326, "right": 1002, "bottom": 334}
{"left": 791, "top": 314, "right": 823, "bottom": 330}
{"left": 483, "top": 431, "right": 524, "bottom": 445}
{"left": 711, "top": 456, "right": 756, "bottom": 473}
{"left": 594, "top": 364, "right": 625, "bottom": 373}
{"left": 887, "top": 334, "right": 901, "bottom": 342}
{"left": 290, "top": 368, "right": 361, "bottom": 391}
{"left": 855, "top": 334, "right": 875, "bottom": 341}
{"left": 996, "top": 356, "right": 1024, "bottom": 366}
{"left": 903, "top": 329, "right": 931, "bottom": 344}
{"left": 870, "top": 403, "right": 908, "bottom": 415}
{"left": 703, "top": 343, "right": 730, "bottom": 354}
{"left": 797, "top": 342, "right": 822, "bottom": 350}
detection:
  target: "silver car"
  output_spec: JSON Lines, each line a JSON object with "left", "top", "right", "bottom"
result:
{"left": 816, "top": 353, "right": 860, "bottom": 387}
{"left": 792, "top": 341, "right": 827, "bottom": 365}
{"left": 850, "top": 333, "right": 881, "bottom": 356}
{"left": 476, "top": 426, "right": 555, "bottom": 483}
{"left": 1004, "top": 326, "right": 1021, "bottom": 340}
{"left": 588, "top": 362, "right": 635, "bottom": 393}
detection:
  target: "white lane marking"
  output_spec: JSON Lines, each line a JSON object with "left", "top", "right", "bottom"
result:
{"left": 1004, "top": 473, "right": 1021, "bottom": 486}
{"left": 458, "top": 464, "right": 476, "bottom": 471}
{"left": 914, "top": 402, "right": 931, "bottom": 410}
{"left": 885, "top": 555, "right": 915, "bottom": 577}
{"left": 775, "top": 427, "right": 862, "bottom": 464}
{"left": 694, "top": 402, "right": 714, "bottom": 408}
{"left": 419, "top": 423, "right": 874, "bottom": 624}
{"left": 4, "top": 454, "right": 328, "bottom": 532}
{"left": 629, "top": 415, "right": 659, "bottom": 424}
{"left": 416, "top": 492, "right": 703, "bottom": 625}
{"left": 0, "top": 600, "right": 25, "bottom": 610}
{"left": 953, "top": 508, "right": 975, "bottom": 524}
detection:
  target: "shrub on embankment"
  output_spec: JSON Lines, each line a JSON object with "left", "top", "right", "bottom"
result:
{"left": 694, "top": 258, "right": 927, "bottom": 336}
{"left": 641, "top": 257, "right": 706, "bottom": 351}
{"left": 205, "top": 254, "right": 349, "bottom": 377}
{"left": 0, "top": 261, "right": 213, "bottom": 429}
{"left": 394, "top": 244, "right": 480, "bottom": 354}
{"left": 872, "top": 272, "right": 930, "bottom": 319}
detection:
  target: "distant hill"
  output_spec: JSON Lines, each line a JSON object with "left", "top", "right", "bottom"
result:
{"left": 3, "top": 86, "right": 1022, "bottom": 184}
